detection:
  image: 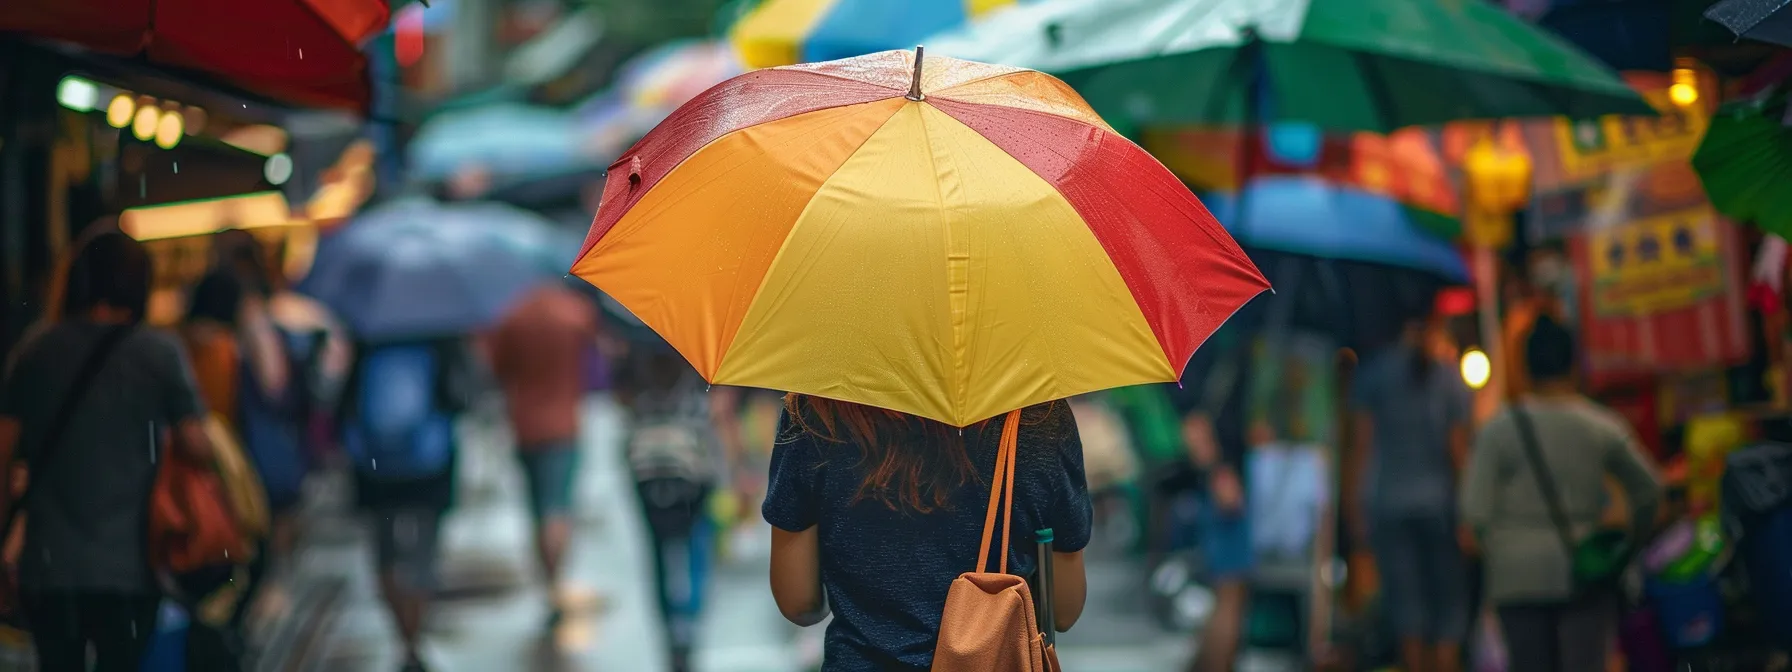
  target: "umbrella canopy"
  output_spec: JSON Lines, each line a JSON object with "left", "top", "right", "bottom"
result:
{"left": 1201, "top": 176, "right": 1470, "bottom": 282}
{"left": 924, "top": 0, "right": 1655, "bottom": 132}
{"left": 303, "top": 199, "right": 552, "bottom": 340}
{"left": 1706, "top": 0, "right": 1792, "bottom": 48}
{"left": 730, "top": 0, "right": 1020, "bottom": 68}
{"left": 572, "top": 50, "right": 1270, "bottom": 426}
{"left": 1693, "top": 92, "right": 1792, "bottom": 239}
{"left": 0, "top": 0, "right": 387, "bottom": 111}
{"left": 411, "top": 103, "right": 604, "bottom": 183}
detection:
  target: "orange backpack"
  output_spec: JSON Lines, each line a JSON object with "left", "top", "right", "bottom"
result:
{"left": 932, "top": 410, "right": 1062, "bottom": 672}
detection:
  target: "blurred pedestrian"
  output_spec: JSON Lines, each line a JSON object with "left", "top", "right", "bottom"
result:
{"left": 614, "top": 348, "right": 742, "bottom": 672}
{"left": 762, "top": 396, "right": 1090, "bottom": 670}
{"left": 204, "top": 231, "right": 315, "bottom": 630}
{"left": 213, "top": 233, "right": 304, "bottom": 536}
{"left": 0, "top": 232, "right": 213, "bottom": 672}
{"left": 337, "top": 336, "right": 477, "bottom": 672}
{"left": 1180, "top": 412, "right": 1251, "bottom": 672}
{"left": 178, "top": 269, "right": 257, "bottom": 672}
{"left": 487, "top": 279, "right": 609, "bottom": 626}
{"left": 1460, "top": 316, "right": 1664, "bottom": 672}
{"left": 1347, "top": 316, "right": 1475, "bottom": 672}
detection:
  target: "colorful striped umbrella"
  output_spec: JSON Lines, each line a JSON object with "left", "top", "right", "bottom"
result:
{"left": 729, "top": 0, "right": 1018, "bottom": 69}
{"left": 571, "top": 50, "right": 1270, "bottom": 426}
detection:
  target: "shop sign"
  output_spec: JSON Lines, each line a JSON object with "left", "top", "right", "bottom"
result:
{"left": 1587, "top": 206, "right": 1725, "bottom": 317}
{"left": 1550, "top": 86, "right": 1708, "bottom": 184}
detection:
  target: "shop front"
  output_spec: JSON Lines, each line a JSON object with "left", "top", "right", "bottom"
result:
{"left": 0, "top": 37, "right": 304, "bottom": 354}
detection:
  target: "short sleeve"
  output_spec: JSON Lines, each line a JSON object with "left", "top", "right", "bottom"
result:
{"left": 1028, "top": 402, "right": 1094, "bottom": 554}
{"left": 762, "top": 408, "right": 826, "bottom": 532}
{"left": 143, "top": 331, "right": 206, "bottom": 422}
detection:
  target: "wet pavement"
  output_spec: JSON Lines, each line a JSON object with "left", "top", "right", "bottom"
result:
{"left": 265, "top": 395, "right": 1279, "bottom": 672}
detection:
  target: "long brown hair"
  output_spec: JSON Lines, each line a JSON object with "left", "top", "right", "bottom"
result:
{"left": 782, "top": 394, "right": 977, "bottom": 514}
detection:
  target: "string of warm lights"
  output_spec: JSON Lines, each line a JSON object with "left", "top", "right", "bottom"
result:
{"left": 58, "top": 75, "right": 296, "bottom": 186}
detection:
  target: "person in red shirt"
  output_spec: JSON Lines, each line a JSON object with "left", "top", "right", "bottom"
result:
{"left": 488, "top": 279, "right": 613, "bottom": 625}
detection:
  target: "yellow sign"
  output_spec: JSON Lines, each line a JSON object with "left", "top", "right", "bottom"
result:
{"left": 1552, "top": 87, "right": 1709, "bottom": 183}
{"left": 1588, "top": 206, "right": 1724, "bottom": 316}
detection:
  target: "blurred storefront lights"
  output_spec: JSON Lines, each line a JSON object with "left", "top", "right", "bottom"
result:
{"left": 131, "top": 105, "right": 159, "bottom": 141}
{"left": 1461, "top": 348, "right": 1492, "bottom": 389}
{"left": 106, "top": 94, "right": 136, "bottom": 128}
{"left": 1669, "top": 66, "right": 1699, "bottom": 107}
{"left": 154, "top": 109, "right": 184, "bottom": 149}
{"left": 56, "top": 76, "right": 99, "bottom": 112}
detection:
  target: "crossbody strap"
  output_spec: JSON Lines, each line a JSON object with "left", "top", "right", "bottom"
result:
{"left": 975, "top": 409, "right": 1024, "bottom": 574}
{"left": 3, "top": 325, "right": 134, "bottom": 534}
{"left": 1510, "top": 406, "right": 1579, "bottom": 558}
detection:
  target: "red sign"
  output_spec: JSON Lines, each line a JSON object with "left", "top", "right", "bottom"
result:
{"left": 1570, "top": 219, "right": 1751, "bottom": 389}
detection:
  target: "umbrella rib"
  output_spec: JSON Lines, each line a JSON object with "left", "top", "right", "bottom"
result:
{"left": 1351, "top": 51, "right": 1400, "bottom": 132}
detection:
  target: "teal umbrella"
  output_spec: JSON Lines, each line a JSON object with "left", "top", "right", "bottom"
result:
{"left": 1693, "top": 91, "right": 1792, "bottom": 239}
{"left": 925, "top": 0, "right": 1655, "bottom": 133}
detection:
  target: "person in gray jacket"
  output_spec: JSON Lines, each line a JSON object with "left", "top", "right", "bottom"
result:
{"left": 1460, "top": 315, "right": 1662, "bottom": 672}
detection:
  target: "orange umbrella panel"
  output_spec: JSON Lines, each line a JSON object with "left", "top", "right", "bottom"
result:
{"left": 574, "top": 50, "right": 1268, "bottom": 426}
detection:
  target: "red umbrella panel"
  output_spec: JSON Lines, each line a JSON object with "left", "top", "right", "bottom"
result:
{"left": 1, "top": 0, "right": 389, "bottom": 111}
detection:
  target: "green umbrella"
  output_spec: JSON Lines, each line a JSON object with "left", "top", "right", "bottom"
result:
{"left": 1693, "top": 92, "right": 1792, "bottom": 239}
{"left": 925, "top": 0, "right": 1656, "bottom": 133}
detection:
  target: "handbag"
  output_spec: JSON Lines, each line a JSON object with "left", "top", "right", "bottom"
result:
{"left": 1509, "top": 406, "right": 1633, "bottom": 597}
{"left": 932, "top": 410, "right": 1061, "bottom": 672}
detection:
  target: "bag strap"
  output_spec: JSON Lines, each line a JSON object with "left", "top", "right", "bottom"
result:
{"left": 975, "top": 409, "right": 1023, "bottom": 574}
{"left": 1510, "top": 406, "right": 1579, "bottom": 558}
{"left": 2, "top": 325, "right": 133, "bottom": 535}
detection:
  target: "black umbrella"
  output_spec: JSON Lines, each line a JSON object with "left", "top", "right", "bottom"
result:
{"left": 1707, "top": 0, "right": 1792, "bottom": 47}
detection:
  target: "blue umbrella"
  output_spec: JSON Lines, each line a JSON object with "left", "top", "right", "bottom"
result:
{"left": 302, "top": 200, "right": 553, "bottom": 340}
{"left": 409, "top": 103, "right": 603, "bottom": 183}
{"left": 433, "top": 201, "right": 584, "bottom": 275}
{"left": 1200, "top": 176, "right": 1469, "bottom": 282}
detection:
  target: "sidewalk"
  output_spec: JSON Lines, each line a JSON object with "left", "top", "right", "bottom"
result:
{"left": 263, "top": 395, "right": 1284, "bottom": 672}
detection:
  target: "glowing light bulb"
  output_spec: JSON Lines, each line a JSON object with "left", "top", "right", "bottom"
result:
{"left": 106, "top": 94, "right": 136, "bottom": 128}
{"left": 132, "top": 106, "right": 159, "bottom": 141}
{"left": 1669, "top": 82, "right": 1698, "bottom": 107}
{"left": 1461, "top": 348, "right": 1491, "bottom": 390}
{"left": 154, "top": 110, "right": 184, "bottom": 149}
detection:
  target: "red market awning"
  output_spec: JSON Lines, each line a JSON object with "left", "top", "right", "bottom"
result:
{"left": 1, "top": 0, "right": 389, "bottom": 112}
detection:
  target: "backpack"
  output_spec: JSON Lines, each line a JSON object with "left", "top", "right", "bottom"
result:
{"left": 345, "top": 344, "right": 454, "bottom": 481}
{"left": 932, "top": 410, "right": 1061, "bottom": 672}
{"left": 236, "top": 327, "right": 315, "bottom": 507}
{"left": 623, "top": 371, "right": 716, "bottom": 484}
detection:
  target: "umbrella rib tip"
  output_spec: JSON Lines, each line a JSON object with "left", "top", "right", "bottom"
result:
{"left": 906, "top": 45, "right": 926, "bottom": 101}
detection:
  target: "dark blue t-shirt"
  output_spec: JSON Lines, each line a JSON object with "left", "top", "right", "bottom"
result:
{"left": 761, "top": 401, "right": 1093, "bottom": 671}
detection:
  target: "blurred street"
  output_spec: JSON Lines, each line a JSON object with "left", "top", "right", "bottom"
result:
{"left": 264, "top": 396, "right": 1212, "bottom": 672}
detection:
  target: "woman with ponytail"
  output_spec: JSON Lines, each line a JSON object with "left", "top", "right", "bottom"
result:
{"left": 1347, "top": 315, "right": 1476, "bottom": 672}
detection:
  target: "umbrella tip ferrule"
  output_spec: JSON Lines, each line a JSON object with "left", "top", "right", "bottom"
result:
{"left": 906, "top": 45, "right": 926, "bottom": 101}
